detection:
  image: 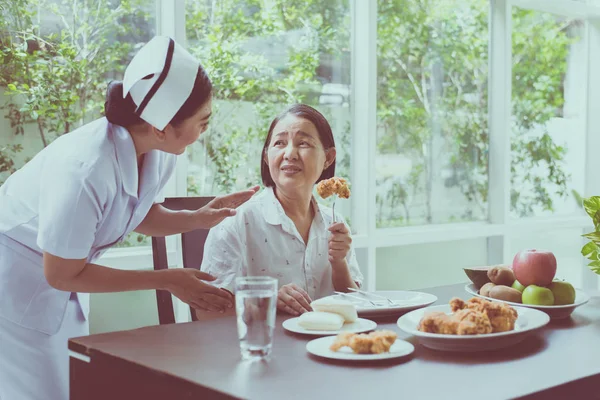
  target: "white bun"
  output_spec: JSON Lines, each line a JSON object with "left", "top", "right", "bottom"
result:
{"left": 297, "top": 311, "right": 345, "bottom": 331}
{"left": 310, "top": 298, "right": 358, "bottom": 322}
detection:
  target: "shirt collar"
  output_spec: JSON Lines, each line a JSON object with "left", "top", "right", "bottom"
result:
{"left": 260, "top": 186, "right": 326, "bottom": 234}
{"left": 110, "top": 121, "right": 160, "bottom": 199}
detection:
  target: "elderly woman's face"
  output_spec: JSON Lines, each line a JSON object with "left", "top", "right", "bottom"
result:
{"left": 266, "top": 114, "right": 331, "bottom": 193}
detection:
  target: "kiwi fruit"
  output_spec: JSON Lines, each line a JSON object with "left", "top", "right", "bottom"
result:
{"left": 487, "top": 266, "right": 516, "bottom": 286}
{"left": 480, "top": 282, "right": 496, "bottom": 297}
{"left": 488, "top": 285, "right": 522, "bottom": 303}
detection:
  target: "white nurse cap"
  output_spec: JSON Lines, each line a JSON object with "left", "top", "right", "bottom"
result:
{"left": 123, "top": 36, "right": 200, "bottom": 131}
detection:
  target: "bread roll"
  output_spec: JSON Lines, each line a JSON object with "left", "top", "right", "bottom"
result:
{"left": 297, "top": 312, "right": 344, "bottom": 331}
{"left": 311, "top": 298, "right": 358, "bottom": 322}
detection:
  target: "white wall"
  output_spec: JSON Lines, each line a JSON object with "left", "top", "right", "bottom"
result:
{"left": 376, "top": 238, "right": 489, "bottom": 290}
{"left": 90, "top": 291, "right": 159, "bottom": 334}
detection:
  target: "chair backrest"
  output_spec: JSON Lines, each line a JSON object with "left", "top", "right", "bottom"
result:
{"left": 151, "top": 196, "right": 214, "bottom": 325}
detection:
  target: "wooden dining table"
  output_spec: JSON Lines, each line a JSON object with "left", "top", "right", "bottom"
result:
{"left": 69, "top": 283, "right": 600, "bottom": 400}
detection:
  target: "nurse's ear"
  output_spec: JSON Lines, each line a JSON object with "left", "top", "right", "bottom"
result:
{"left": 151, "top": 125, "right": 169, "bottom": 142}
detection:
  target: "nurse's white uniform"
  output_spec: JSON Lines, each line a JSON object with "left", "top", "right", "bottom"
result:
{"left": 0, "top": 36, "right": 199, "bottom": 400}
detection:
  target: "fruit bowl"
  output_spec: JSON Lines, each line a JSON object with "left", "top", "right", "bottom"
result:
{"left": 464, "top": 283, "right": 590, "bottom": 320}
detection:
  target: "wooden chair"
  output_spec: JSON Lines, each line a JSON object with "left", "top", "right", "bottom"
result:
{"left": 151, "top": 196, "right": 213, "bottom": 325}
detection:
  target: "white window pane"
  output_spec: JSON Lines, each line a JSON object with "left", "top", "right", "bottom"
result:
{"left": 376, "top": 238, "right": 488, "bottom": 290}
{"left": 376, "top": 0, "right": 489, "bottom": 227}
{"left": 510, "top": 9, "right": 586, "bottom": 218}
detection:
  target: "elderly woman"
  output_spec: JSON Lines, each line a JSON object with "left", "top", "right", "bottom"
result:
{"left": 200, "top": 104, "right": 363, "bottom": 317}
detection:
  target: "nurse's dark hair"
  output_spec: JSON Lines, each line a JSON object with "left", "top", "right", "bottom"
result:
{"left": 260, "top": 104, "right": 336, "bottom": 187}
{"left": 104, "top": 66, "right": 212, "bottom": 128}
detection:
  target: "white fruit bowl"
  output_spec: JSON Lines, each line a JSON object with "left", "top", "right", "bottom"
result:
{"left": 464, "top": 283, "right": 590, "bottom": 320}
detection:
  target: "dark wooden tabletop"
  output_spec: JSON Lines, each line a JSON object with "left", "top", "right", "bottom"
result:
{"left": 69, "top": 283, "right": 600, "bottom": 400}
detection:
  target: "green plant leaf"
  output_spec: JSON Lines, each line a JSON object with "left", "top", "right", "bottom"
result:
{"left": 583, "top": 231, "right": 600, "bottom": 244}
{"left": 583, "top": 196, "right": 600, "bottom": 220}
{"left": 588, "top": 260, "right": 600, "bottom": 275}
{"left": 581, "top": 241, "right": 599, "bottom": 257}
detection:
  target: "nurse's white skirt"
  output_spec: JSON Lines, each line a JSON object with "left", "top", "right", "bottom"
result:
{"left": 0, "top": 293, "right": 88, "bottom": 400}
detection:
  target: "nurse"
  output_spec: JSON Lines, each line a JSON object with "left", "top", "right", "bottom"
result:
{"left": 0, "top": 36, "right": 257, "bottom": 400}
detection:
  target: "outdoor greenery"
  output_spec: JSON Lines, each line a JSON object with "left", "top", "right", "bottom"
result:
{"left": 582, "top": 196, "right": 600, "bottom": 275}
{"left": 184, "top": 0, "right": 352, "bottom": 196}
{"left": 376, "top": 0, "right": 573, "bottom": 226}
{"left": 0, "top": 0, "right": 578, "bottom": 244}
{"left": 0, "top": 0, "right": 152, "bottom": 246}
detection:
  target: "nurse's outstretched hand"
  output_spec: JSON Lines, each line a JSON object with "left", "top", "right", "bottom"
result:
{"left": 194, "top": 185, "right": 260, "bottom": 229}
{"left": 166, "top": 268, "right": 233, "bottom": 312}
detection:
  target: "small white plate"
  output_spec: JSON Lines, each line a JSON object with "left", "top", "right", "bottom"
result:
{"left": 282, "top": 317, "right": 377, "bottom": 336}
{"left": 306, "top": 335, "right": 414, "bottom": 361}
{"left": 397, "top": 304, "right": 550, "bottom": 352}
{"left": 464, "top": 283, "right": 590, "bottom": 320}
{"left": 327, "top": 291, "right": 438, "bottom": 318}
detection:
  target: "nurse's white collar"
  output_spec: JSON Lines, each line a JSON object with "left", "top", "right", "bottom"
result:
{"left": 111, "top": 122, "right": 159, "bottom": 198}
{"left": 261, "top": 186, "right": 325, "bottom": 228}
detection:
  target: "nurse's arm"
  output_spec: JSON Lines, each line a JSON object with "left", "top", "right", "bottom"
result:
{"left": 42, "top": 252, "right": 233, "bottom": 313}
{"left": 43, "top": 252, "right": 172, "bottom": 293}
{"left": 134, "top": 186, "right": 260, "bottom": 236}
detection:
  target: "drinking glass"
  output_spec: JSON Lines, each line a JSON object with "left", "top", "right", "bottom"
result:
{"left": 235, "top": 276, "right": 278, "bottom": 361}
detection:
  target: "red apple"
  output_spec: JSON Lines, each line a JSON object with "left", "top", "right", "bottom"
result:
{"left": 512, "top": 249, "right": 557, "bottom": 286}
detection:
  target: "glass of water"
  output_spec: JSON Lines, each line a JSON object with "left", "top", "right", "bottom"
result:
{"left": 235, "top": 276, "right": 278, "bottom": 361}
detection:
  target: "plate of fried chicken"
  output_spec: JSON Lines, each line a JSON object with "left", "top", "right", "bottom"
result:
{"left": 397, "top": 297, "right": 550, "bottom": 352}
{"left": 306, "top": 330, "right": 414, "bottom": 361}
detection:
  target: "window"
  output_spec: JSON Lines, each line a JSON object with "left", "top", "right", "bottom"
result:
{"left": 510, "top": 8, "right": 586, "bottom": 218}
{"left": 376, "top": 0, "right": 489, "bottom": 227}
{"left": 184, "top": 0, "right": 354, "bottom": 222}
{"left": 2, "top": 0, "right": 599, "bottom": 296}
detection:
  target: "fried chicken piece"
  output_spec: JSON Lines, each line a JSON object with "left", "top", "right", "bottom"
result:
{"left": 417, "top": 311, "right": 460, "bottom": 334}
{"left": 417, "top": 308, "right": 492, "bottom": 335}
{"left": 450, "top": 297, "right": 518, "bottom": 333}
{"left": 316, "top": 177, "right": 351, "bottom": 199}
{"left": 453, "top": 309, "right": 493, "bottom": 335}
{"left": 450, "top": 297, "right": 466, "bottom": 312}
{"left": 329, "top": 332, "right": 354, "bottom": 352}
{"left": 329, "top": 330, "right": 397, "bottom": 354}
{"left": 365, "top": 330, "right": 398, "bottom": 353}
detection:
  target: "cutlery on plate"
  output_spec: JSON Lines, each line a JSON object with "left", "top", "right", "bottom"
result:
{"left": 347, "top": 287, "right": 397, "bottom": 306}
{"left": 333, "top": 291, "right": 380, "bottom": 306}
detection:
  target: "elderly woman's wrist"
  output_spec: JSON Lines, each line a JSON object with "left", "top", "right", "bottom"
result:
{"left": 331, "top": 259, "right": 349, "bottom": 271}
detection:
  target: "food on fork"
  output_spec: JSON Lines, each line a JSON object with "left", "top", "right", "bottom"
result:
{"left": 316, "top": 177, "right": 350, "bottom": 199}
{"left": 310, "top": 298, "right": 358, "bottom": 322}
{"left": 298, "top": 311, "right": 345, "bottom": 331}
{"left": 417, "top": 297, "right": 517, "bottom": 335}
{"left": 329, "top": 330, "right": 398, "bottom": 354}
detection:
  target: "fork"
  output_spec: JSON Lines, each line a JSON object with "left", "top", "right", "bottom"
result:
{"left": 334, "top": 291, "right": 379, "bottom": 306}
{"left": 331, "top": 194, "right": 337, "bottom": 223}
{"left": 348, "top": 287, "right": 397, "bottom": 306}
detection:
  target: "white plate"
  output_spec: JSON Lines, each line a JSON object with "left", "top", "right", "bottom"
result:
{"left": 306, "top": 335, "right": 414, "bottom": 361}
{"left": 464, "top": 283, "right": 590, "bottom": 320}
{"left": 327, "top": 291, "right": 438, "bottom": 318}
{"left": 397, "top": 304, "right": 550, "bottom": 352}
{"left": 282, "top": 317, "right": 377, "bottom": 336}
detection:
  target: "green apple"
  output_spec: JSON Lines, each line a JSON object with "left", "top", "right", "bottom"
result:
{"left": 522, "top": 285, "right": 555, "bottom": 306}
{"left": 512, "top": 280, "right": 526, "bottom": 293}
{"left": 547, "top": 281, "right": 575, "bottom": 305}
